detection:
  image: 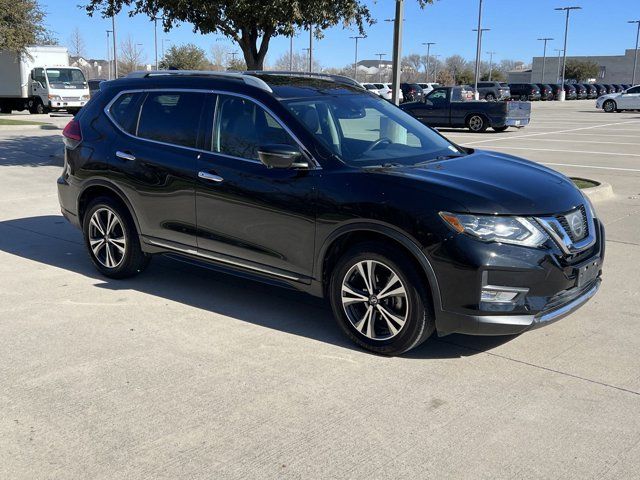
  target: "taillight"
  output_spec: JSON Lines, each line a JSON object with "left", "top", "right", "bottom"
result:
{"left": 531, "top": 88, "right": 536, "bottom": 93}
{"left": 62, "top": 119, "right": 82, "bottom": 148}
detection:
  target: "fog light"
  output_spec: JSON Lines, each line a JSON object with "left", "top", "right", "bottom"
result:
{"left": 481, "top": 289, "right": 520, "bottom": 303}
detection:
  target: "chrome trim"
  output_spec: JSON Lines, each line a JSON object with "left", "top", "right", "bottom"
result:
{"left": 145, "top": 238, "right": 301, "bottom": 282}
{"left": 534, "top": 279, "right": 601, "bottom": 326}
{"left": 115, "top": 150, "right": 136, "bottom": 161}
{"left": 103, "top": 88, "right": 321, "bottom": 170}
{"left": 535, "top": 205, "right": 596, "bottom": 255}
{"left": 198, "top": 171, "right": 224, "bottom": 182}
{"left": 125, "top": 70, "right": 273, "bottom": 93}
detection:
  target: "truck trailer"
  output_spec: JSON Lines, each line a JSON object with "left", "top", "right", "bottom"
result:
{"left": 0, "top": 46, "right": 90, "bottom": 114}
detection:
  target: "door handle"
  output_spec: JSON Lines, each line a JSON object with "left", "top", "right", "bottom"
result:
{"left": 116, "top": 151, "right": 136, "bottom": 161}
{"left": 198, "top": 171, "right": 224, "bottom": 183}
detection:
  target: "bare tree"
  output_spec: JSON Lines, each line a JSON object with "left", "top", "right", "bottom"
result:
{"left": 209, "top": 44, "right": 230, "bottom": 71}
{"left": 68, "top": 28, "right": 86, "bottom": 58}
{"left": 445, "top": 55, "right": 468, "bottom": 84}
{"left": 272, "top": 51, "right": 321, "bottom": 72}
{"left": 118, "top": 36, "right": 146, "bottom": 76}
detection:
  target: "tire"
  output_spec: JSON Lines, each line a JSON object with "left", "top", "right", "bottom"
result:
{"left": 82, "top": 196, "right": 150, "bottom": 279}
{"left": 29, "top": 99, "right": 46, "bottom": 115}
{"left": 67, "top": 108, "right": 81, "bottom": 115}
{"left": 520, "top": 95, "right": 528, "bottom": 101}
{"left": 493, "top": 126, "right": 509, "bottom": 132}
{"left": 485, "top": 93, "right": 495, "bottom": 101}
{"left": 466, "top": 114, "right": 488, "bottom": 133}
{"left": 329, "top": 242, "right": 435, "bottom": 356}
{"left": 603, "top": 100, "right": 616, "bottom": 113}
{"left": 0, "top": 104, "right": 11, "bottom": 114}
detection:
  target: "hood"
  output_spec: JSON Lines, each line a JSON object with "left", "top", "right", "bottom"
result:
{"left": 599, "top": 93, "right": 620, "bottom": 101}
{"left": 381, "top": 150, "right": 585, "bottom": 216}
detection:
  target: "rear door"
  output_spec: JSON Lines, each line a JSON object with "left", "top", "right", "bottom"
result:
{"left": 107, "top": 89, "right": 206, "bottom": 249}
{"left": 195, "top": 93, "right": 318, "bottom": 280}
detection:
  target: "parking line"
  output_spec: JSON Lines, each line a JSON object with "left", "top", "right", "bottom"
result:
{"left": 462, "top": 120, "right": 640, "bottom": 145}
{"left": 542, "top": 163, "right": 640, "bottom": 173}
{"left": 504, "top": 139, "right": 640, "bottom": 147}
{"left": 480, "top": 145, "right": 640, "bottom": 157}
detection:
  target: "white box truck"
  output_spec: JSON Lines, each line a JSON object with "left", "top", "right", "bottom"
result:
{"left": 0, "top": 46, "right": 90, "bottom": 114}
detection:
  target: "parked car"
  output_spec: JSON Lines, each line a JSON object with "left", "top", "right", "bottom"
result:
{"left": 573, "top": 84, "right": 588, "bottom": 100}
{"left": 417, "top": 83, "right": 441, "bottom": 95}
{"left": 381, "top": 83, "right": 404, "bottom": 102}
{"left": 612, "top": 84, "right": 626, "bottom": 93}
{"left": 581, "top": 84, "right": 598, "bottom": 99}
{"left": 602, "top": 84, "right": 617, "bottom": 95}
{"left": 401, "top": 86, "right": 530, "bottom": 132}
{"left": 400, "top": 83, "right": 424, "bottom": 102}
{"left": 592, "top": 84, "right": 608, "bottom": 97}
{"left": 88, "top": 79, "right": 106, "bottom": 97}
{"left": 57, "top": 70, "right": 603, "bottom": 355}
{"left": 597, "top": 84, "right": 640, "bottom": 112}
{"left": 622, "top": 84, "right": 632, "bottom": 90}
{"left": 535, "top": 84, "right": 554, "bottom": 101}
{"left": 562, "top": 84, "right": 578, "bottom": 100}
{"left": 475, "top": 81, "right": 510, "bottom": 101}
{"left": 362, "top": 83, "right": 381, "bottom": 95}
{"left": 508, "top": 83, "right": 541, "bottom": 101}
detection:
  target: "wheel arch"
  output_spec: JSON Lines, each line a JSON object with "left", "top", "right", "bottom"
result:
{"left": 77, "top": 180, "right": 142, "bottom": 235}
{"left": 317, "top": 223, "right": 443, "bottom": 313}
{"left": 465, "top": 112, "right": 488, "bottom": 128}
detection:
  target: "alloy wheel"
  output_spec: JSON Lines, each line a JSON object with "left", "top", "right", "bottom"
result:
{"left": 88, "top": 207, "right": 127, "bottom": 269}
{"left": 468, "top": 115, "right": 484, "bottom": 132}
{"left": 341, "top": 260, "right": 409, "bottom": 341}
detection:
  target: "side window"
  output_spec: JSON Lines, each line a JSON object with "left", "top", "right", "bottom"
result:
{"left": 137, "top": 92, "right": 206, "bottom": 148}
{"left": 478, "top": 82, "right": 488, "bottom": 88}
{"left": 429, "top": 90, "right": 447, "bottom": 101}
{"left": 214, "top": 95, "right": 296, "bottom": 161}
{"left": 109, "top": 92, "right": 143, "bottom": 135}
{"left": 33, "top": 68, "right": 46, "bottom": 85}
{"left": 627, "top": 86, "right": 640, "bottom": 94}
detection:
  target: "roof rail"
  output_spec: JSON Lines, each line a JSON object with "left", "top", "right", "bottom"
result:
{"left": 244, "top": 71, "right": 365, "bottom": 90}
{"left": 125, "top": 70, "right": 273, "bottom": 93}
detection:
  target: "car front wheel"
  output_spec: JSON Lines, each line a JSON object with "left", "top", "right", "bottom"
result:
{"left": 467, "top": 114, "right": 488, "bottom": 132}
{"left": 83, "top": 197, "right": 150, "bottom": 278}
{"left": 603, "top": 100, "right": 616, "bottom": 113}
{"left": 329, "top": 243, "right": 435, "bottom": 355}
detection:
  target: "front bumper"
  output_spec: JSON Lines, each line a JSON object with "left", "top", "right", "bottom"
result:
{"left": 431, "top": 217, "right": 605, "bottom": 336}
{"left": 49, "top": 100, "right": 87, "bottom": 109}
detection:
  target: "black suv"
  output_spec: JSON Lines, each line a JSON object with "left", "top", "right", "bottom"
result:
{"left": 508, "top": 83, "right": 541, "bottom": 101}
{"left": 476, "top": 81, "right": 510, "bottom": 101}
{"left": 399, "top": 83, "right": 424, "bottom": 103}
{"left": 58, "top": 71, "right": 603, "bottom": 355}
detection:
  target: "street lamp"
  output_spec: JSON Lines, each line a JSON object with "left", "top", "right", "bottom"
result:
{"left": 152, "top": 17, "right": 161, "bottom": 70}
{"left": 629, "top": 20, "right": 640, "bottom": 85}
{"left": 555, "top": 6, "right": 582, "bottom": 101}
{"left": 486, "top": 51, "right": 496, "bottom": 81}
{"left": 554, "top": 48, "right": 564, "bottom": 83}
{"left": 432, "top": 54, "right": 441, "bottom": 82}
{"left": 537, "top": 37, "right": 554, "bottom": 83}
{"left": 112, "top": 15, "right": 118, "bottom": 78}
{"left": 473, "top": 27, "right": 490, "bottom": 95}
{"left": 388, "top": 2, "right": 405, "bottom": 105}
{"left": 350, "top": 35, "right": 366, "bottom": 81}
{"left": 375, "top": 53, "right": 386, "bottom": 82}
{"left": 422, "top": 42, "right": 435, "bottom": 82}
{"left": 106, "top": 30, "right": 113, "bottom": 80}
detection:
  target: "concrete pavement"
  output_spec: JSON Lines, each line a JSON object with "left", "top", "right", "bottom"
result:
{"left": 1, "top": 102, "right": 640, "bottom": 479}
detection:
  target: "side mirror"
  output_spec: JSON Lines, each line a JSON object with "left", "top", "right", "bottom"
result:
{"left": 257, "top": 144, "right": 307, "bottom": 169}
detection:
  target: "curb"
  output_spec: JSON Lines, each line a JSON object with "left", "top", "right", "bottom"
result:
{"left": 0, "top": 124, "right": 60, "bottom": 131}
{"left": 578, "top": 179, "right": 614, "bottom": 203}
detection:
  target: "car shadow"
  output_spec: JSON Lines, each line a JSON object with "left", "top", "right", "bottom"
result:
{"left": 0, "top": 215, "right": 516, "bottom": 359}
{"left": 0, "top": 134, "right": 63, "bottom": 167}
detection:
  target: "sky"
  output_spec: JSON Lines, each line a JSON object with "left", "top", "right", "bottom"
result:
{"left": 40, "top": 0, "right": 638, "bottom": 68}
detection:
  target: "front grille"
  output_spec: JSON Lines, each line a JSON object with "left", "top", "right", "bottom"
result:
{"left": 61, "top": 96, "right": 80, "bottom": 101}
{"left": 556, "top": 205, "right": 588, "bottom": 242}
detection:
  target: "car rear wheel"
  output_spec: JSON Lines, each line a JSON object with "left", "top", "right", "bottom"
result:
{"left": 83, "top": 197, "right": 150, "bottom": 279}
{"left": 603, "top": 100, "right": 616, "bottom": 113}
{"left": 329, "top": 243, "right": 435, "bottom": 355}
{"left": 466, "top": 114, "right": 488, "bottom": 132}
{"left": 29, "top": 99, "right": 46, "bottom": 115}
{"left": 485, "top": 93, "right": 495, "bottom": 101}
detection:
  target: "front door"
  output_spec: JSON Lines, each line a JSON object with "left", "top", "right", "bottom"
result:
{"left": 618, "top": 86, "right": 640, "bottom": 109}
{"left": 413, "top": 88, "right": 450, "bottom": 127}
{"left": 195, "top": 94, "right": 317, "bottom": 280}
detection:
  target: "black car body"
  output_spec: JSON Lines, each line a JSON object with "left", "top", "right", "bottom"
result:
{"left": 592, "top": 84, "right": 608, "bottom": 97}
{"left": 88, "top": 79, "right": 106, "bottom": 97}
{"left": 401, "top": 86, "right": 530, "bottom": 132}
{"left": 508, "top": 83, "right": 541, "bottom": 101}
{"left": 581, "top": 84, "right": 598, "bottom": 99}
{"left": 574, "top": 84, "right": 588, "bottom": 100}
{"left": 602, "top": 84, "right": 617, "bottom": 95}
{"left": 400, "top": 83, "right": 424, "bottom": 103}
{"left": 476, "top": 81, "right": 511, "bottom": 101}
{"left": 535, "top": 83, "right": 554, "bottom": 101}
{"left": 562, "top": 84, "right": 577, "bottom": 100}
{"left": 57, "top": 71, "right": 603, "bottom": 355}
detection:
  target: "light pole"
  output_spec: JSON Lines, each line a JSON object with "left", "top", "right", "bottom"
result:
{"left": 629, "top": 20, "right": 640, "bottom": 85}
{"left": 350, "top": 35, "right": 366, "bottom": 81}
{"left": 308, "top": 25, "right": 313, "bottom": 73}
{"left": 302, "top": 47, "right": 310, "bottom": 72}
{"left": 106, "top": 30, "right": 112, "bottom": 80}
{"left": 112, "top": 15, "right": 118, "bottom": 78}
{"left": 555, "top": 48, "right": 564, "bottom": 83}
{"left": 432, "top": 54, "right": 441, "bottom": 83}
{"left": 486, "top": 51, "right": 496, "bottom": 81}
{"left": 473, "top": 27, "right": 490, "bottom": 94}
{"left": 152, "top": 17, "right": 161, "bottom": 70}
{"left": 473, "top": 0, "right": 484, "bottom": 100}
{"left": 389, "top": 1, "right": 405, "bottom": 105}
{"left": 555, "top": 6, "right": 581, "bottom": 101}
{"left": 375, "top": 53, "right": 386, "bottom": 82}
{"left": 537, "top": 37, "right": 554, "bottom": 83}
{"left": 289, "top": 31, "right": 294, "bottom": 71}
{"left": 422, "top": 42, "right": 435, "bottom": 82}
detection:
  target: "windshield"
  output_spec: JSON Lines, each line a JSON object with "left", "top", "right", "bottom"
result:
{"left": 45, "top": 68, "right": 87, "bottom": 88}
{"left": 283, "top": 94, "right": 461, "bottom": 167}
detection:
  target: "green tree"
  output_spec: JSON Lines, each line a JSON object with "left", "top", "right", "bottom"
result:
{"left": 564, "top": 59, "right": 599, "bottom": 82}
{"left": 0, "top": 0, "right": 56, "bottom": 54}
{"left": 456, "top": 68, "right": 475, "bottom": 86}
{"left": 160, "top": 43, "right": 212, "bottom": 70}
{"left": 85, "top": 1, "right": 435, "bottom": 70}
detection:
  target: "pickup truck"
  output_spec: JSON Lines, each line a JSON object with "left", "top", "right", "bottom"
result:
{"left": 400, "top": 86, "right": 531, "bottom": 132}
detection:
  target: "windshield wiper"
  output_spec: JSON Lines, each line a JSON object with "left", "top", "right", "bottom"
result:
{"left": 363, "top": 162, "right": 403, "bottom": 169}
{"left": 415, "top": 154, "right": 464, "bottom": 166}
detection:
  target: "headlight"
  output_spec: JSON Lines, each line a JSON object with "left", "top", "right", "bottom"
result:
{"left": 48, "top": 95, "right": 62, "bottom": 101}
{"left": 439, "top": 212, "right": 548, "bottom": 247}
{"left": 80, "top": 95, "right": 90, "bottom": 101}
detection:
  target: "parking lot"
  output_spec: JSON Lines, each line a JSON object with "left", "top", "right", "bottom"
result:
{"left": 1, "top": 100, "right": 640, "bottom": 479}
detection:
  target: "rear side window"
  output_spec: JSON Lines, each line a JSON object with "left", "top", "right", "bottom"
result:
{"left": 137, "top": 92, "right": 206, "bottom": 148}
{"left": 109, "top": 92, "right": 143, "bottom": 135}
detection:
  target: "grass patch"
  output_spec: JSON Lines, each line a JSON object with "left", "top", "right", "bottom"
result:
{"left": 0, "top": 119, "right": 49, "bottom": 126}
{"left": 571, "top": 177, "right": 599, "bottom": 189}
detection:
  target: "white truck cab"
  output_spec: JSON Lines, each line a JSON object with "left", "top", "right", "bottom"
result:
{"left": 0, "top": 46, "right": 90, "bottom": 115}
